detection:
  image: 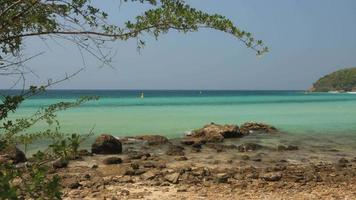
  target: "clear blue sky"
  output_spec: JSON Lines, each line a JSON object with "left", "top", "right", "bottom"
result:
{"left": 2, "top": 0, "right": 356, "bottom": 90}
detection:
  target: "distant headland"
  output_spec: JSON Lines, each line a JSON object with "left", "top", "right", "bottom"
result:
{"left": 309, "top": 67, "right": 356, "bottom": 93}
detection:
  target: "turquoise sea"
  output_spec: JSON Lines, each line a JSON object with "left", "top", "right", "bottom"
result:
{"left": 3, "top": 90, "right": 356, "bottom": 156}
{"left": 4, "top": 90, "right": 356, "bottom": 138}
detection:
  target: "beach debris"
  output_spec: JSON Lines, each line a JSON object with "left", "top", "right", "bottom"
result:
{"left": 91, "top": 134, "right": 122, "bottom": 154}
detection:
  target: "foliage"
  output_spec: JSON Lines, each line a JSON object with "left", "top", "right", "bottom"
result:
{"left": 1, "top": 1, "right": 268, "bottom": 199}
{"left": 1, "top": 0, "right": 267, "bottom": 72}
{"left": 0, "top": 96, "right": 97, "bottom": 199}
{"left": 0, "top": 163, "right": 62, "bottom": 200}
{"left": 312, "top": 67, "right": 356, "bottom": 92}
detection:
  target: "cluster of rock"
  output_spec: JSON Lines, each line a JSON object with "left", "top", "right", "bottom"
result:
{"left": 184, "top": 122, "right": 278, "bottom": 144}
{"left": 0, "top": 122, "right": 280, "bottom": 165}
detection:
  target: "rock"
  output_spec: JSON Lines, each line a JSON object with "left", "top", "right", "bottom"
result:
{"left": 143, "top": 162, "right": 156, "bottom": 168}
{"left": 241, "top": 155, "right": 250, "bottom": 160}
{"left": 240, "top": 122, "right": 278, "bottom": 134}
{"left": 177, "top": 186, "right": 188, "bottom": 192}
{"left": 175, "top": 156, "right": 188, "bottom": 161}
{"left": 189, "top": 123, "right": 242, "bottom": 143}
{"left": 181, "top": 140, "right": 195, "bottom": 145}
{"left": 215, "top": 173, "right": 229, "bottom": 183}
{"left": 237, "top": 143, "right": 263, "bottom": 152}
{"left": 192, "top": 143, "right": 202, "bottom": 149}
{"left": 131, "top": 135, "right": 169, "bottom": 146}
{"left": 166, "top": 145, "right": 185, "bottom": 156}
{"left": 337, "top": 158, "right": 349, "bottom": 167}
{"left": 339, "top": 157, "right": 349, "bottom": 164}
{"left": 131, "top": 162, "right": 140, "bottom": 170}
{"left": 52, "top": 158, "right": 69, "bottom": 169}
{"left": 63, "top": 178, "right": 81, "bottom": 189}
{"left": 103, "top": 157, "right": 122, "bottom": 165}
{"left": 127, "top": 151, "right": 151, "bottom": 160}
{"left": 0, "top": 146, "right": 26, "bottom": 164}
{"left": 91, "top": 134, "right": 122, "bottom": 154}
{"left": 91, "top": 164, "right": 98, "bottom": 169}
{"left": 165, "top": 172, "right": 180, "bottom": 184}
{"left": 261, "top": 172, "right": 282, "bottom": 181}
{"left": 141, "top": 171, "right": 157, "bottom": 180}
{"left": 78, "top": 149, "right": 92, "bottom": 156}
{"left": 120, "top": 189, "right": 130, "bottom": 196}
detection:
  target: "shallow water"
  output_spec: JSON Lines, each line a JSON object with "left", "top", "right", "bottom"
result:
{"left": 4, "top": 90, "right": 356, "bottom": 137}
{"left": 3, "top": 90, "right": 356, "bottom": 155}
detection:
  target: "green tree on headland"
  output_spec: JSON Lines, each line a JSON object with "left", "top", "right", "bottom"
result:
{"left": 0, "top": 0, "right": 268, "bottom": 199}
{"left": 311, "top": 67, "right": 356, "bottom": 92}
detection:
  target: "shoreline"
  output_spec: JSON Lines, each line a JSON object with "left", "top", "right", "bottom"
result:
{"left": 55, "top": 123, "right": 356, "bottom": 199}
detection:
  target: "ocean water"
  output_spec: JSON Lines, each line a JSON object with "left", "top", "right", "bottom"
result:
{"left": 3, "top": 90, "right": 356, "bottom": 156}
{"left": 3, "top": 90, "right": 356, "bottom": 139}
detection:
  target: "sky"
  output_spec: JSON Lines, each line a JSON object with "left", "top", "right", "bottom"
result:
{"left": 1, "top": 0, "right": 356, "bottom": 90}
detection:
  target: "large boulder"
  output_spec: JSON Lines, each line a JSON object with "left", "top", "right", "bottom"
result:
{"left": 91, "top": 134, "right": 122, "bottom": 154}
{"left": 240, "top": 122, "right": 278, "bottom": 134}
{"left": 0, "top": 145, "right": 26, "bottom": 164}
{"left": 188, "top": 123, "right": 242, "bottom": 143}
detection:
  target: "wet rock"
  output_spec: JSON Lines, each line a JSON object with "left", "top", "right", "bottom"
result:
{"left": 237, "top": 143, "right": 263, "bottom": 152}
{"left": 261, "top": 172, "right": 282, "bottom": 181}
{"left": 0, "top": 146, "right": 26, "bottom": 164}
{"left": 240, "top": 122, "right": 278, "bottom": 134}
{"left": 131, "top": 135, "right": 169, "bottom": 146}
{"left": 52, "top": 158, "right": 69, "bottom": 169}
{"left": 166, "top": 145, "right": 185, "bottom": 156}
{"left": 103, "top": 157, "right": 122, "bottom": 165}
{"left": 164, "top": 172, "right": 180, "bottom": 184}
{"left": 189, "top": 123, "right": 242, "bottom": 143}
{"left": 91, "top": 134, "right": 122, "bottom": 154}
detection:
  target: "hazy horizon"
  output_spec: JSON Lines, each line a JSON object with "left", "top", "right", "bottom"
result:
{"left": 1, "top": 0, "right": 355, "bottom": 90}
